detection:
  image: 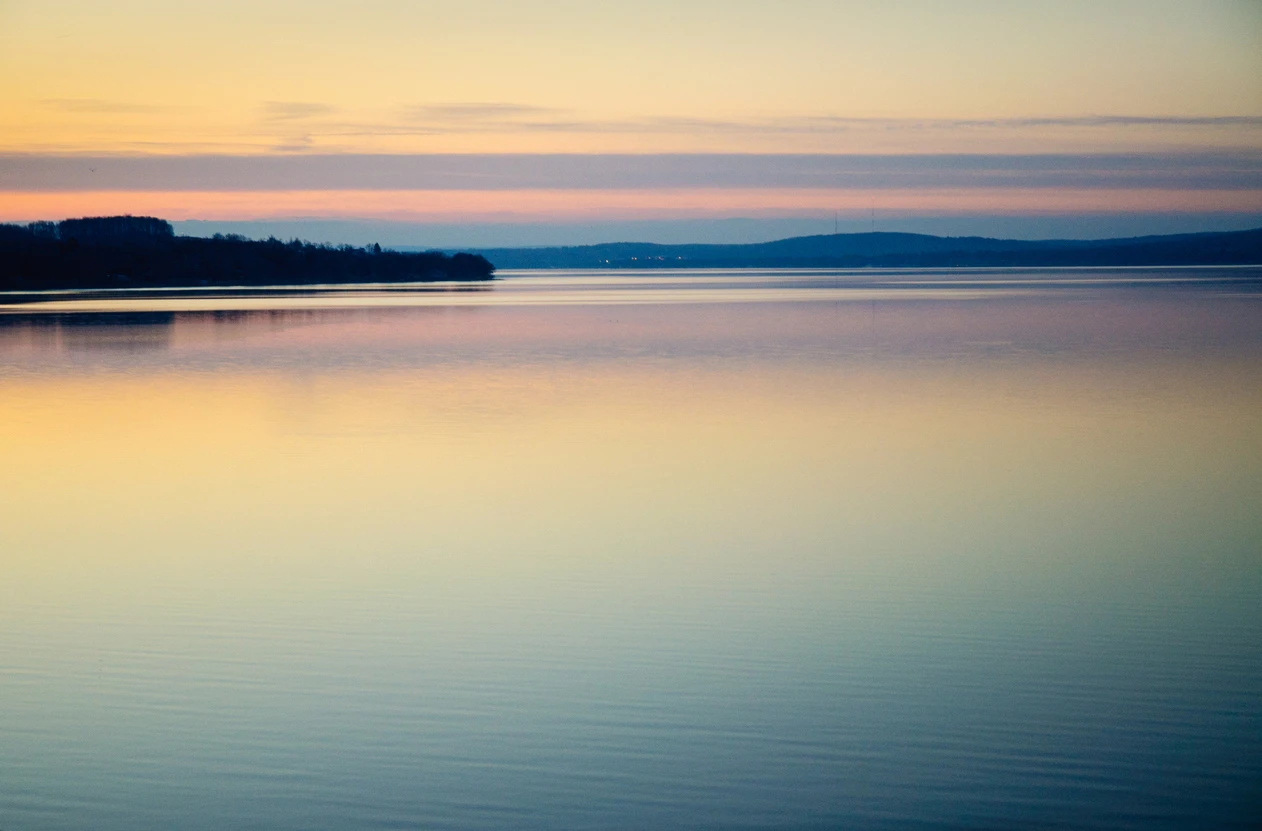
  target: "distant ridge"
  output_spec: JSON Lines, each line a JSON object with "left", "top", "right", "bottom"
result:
{"left": 468, "top": 227, "right": 1262, "bottom": 269}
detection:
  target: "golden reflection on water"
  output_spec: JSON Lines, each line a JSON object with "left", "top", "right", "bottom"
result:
{"left": 3, "top": 338, "right": 1259, "bottom": 622}
{"left": 1, "top": 274, "right": 1260, "bottom": 830}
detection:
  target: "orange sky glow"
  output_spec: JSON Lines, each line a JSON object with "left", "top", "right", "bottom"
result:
{"left": 3, "top": 187, "right": 1260, "bottom": 224}
{"left": 1, "top": 1, "right": 1259, "bottom": 228}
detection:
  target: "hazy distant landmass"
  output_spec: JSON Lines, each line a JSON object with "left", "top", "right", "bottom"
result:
{"left": 6, "top": 218, "right": 1260, "bottom": 292}
{"left": 471, "top": 227, "right": 1262, "bottom": 269}
{"left": 0, "top": 216, "right": 495, "bottom": 291}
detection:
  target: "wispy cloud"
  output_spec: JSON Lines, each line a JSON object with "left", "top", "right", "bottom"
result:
{"left": 4, "top": 152, "right": 1262, "bottom": 193}
{"left": 39, "top": 98, "right": 187, "bottom": 115}
{"left": 345, "top": 105, "right": 1262, "bottom": 138}
{"left": 955, "top": 115, "right": 1262, "bottom": 128}
{"left": 801, "top": 115, "right": 1262, "bottom": 131}
{"left": 271, "top": 135, "right": 314, "bottom": 153}
{"left": 258, "top": 103, "right": 341, "bottom": 154}
{"left": 20, "top": 100, "right": 1260, "bottom": 156}
{"left": 403, "top": 103, "right": 564, "bottom": 122}
{"left": 261, "top": 102, "right": 338, "bottom": 122}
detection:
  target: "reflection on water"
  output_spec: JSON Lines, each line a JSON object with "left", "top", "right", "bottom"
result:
{"left": 1, "top": 269, "right": 1260, "bottom": 830}
{"left": 2, "top": 266, "right": 1260, "bottom": 314}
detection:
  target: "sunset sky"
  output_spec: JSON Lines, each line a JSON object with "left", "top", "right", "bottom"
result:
{"left": 2, "top": 0, "right": 1260, "bottom": 243}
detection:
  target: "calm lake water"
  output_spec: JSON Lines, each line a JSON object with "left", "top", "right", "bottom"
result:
{"left": 1, "top": 268, "right": 1260, "bottom": 830}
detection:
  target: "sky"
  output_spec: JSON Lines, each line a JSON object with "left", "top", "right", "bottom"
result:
{"left": 2, "top": 0, "right": 1261, "bottom": 244}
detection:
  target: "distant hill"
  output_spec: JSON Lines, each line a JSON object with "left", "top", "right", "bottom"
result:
{"left": 0, "top": 216, "right": 495, "bottom": 291}
{"left": 470, "top": 227, "right": 1262, "bottom": 269}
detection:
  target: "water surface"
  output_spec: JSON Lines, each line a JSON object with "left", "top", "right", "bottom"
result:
{"left": 2, "top": 269, "right": 1260, "bottom": 829}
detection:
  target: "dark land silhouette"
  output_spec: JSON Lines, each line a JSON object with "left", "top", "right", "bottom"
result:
{"left": 471, "top": 227, "right": 1262, "bottom": 269}
{"left": 0, "top": 216, "right": 495, "bottom": 291}
{"left": 6, "top": 217, "right": 1260, "bottom": 290}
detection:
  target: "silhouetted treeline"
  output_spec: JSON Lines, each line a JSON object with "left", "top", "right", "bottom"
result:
{"left": 0, "top": 216, "right": 495, "bottom": 290}
{"left": 474, "top": 228, "right": 1262, "bottom": 269}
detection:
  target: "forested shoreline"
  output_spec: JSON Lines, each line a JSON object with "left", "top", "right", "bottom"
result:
{"left": 0, "top": 216, "right": 495, "bottom": 290}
